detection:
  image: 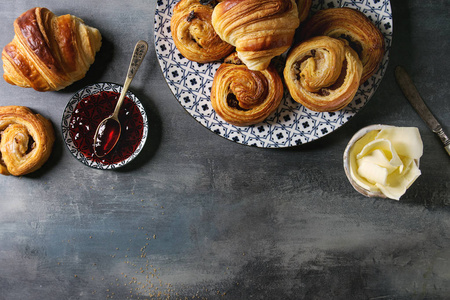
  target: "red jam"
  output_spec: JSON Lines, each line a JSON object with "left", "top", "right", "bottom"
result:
{"left": 69, "top": 91, "right": 144, "bottom": 165}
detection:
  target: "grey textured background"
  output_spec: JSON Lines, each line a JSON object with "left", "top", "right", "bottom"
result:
{"left": 0, "top": 1, "right": 449, "bottom": 299}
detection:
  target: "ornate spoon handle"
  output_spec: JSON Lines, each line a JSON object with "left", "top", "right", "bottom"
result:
{"left": 113, "top": 40, "right": 148, "bottom": 118}
{"left": 127, "top": 40, "right": 149, "bottom": 79}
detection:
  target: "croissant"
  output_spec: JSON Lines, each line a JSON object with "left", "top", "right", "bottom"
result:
{"left": 283, "top": 36, "right": 363, "bottom": 112}
{"left": 299, "top": 8, "right": 384, "bottom": 83}
{"left": 211, "top": 52, "right": 284, "bottom": 126}
{"left": 211, "top": 0, "right": 300, "bottom": 71}
{"left": 297, "top": 0, "right": 312, "bottom": 23}
{"left": 2, "top": 7, "right": 102, "bottom": 92}
{"left": 171, "top": 0, "right": 234, "bottom": 63}
{"left": 0, "top": 106, "right": 55, "bottom": 176}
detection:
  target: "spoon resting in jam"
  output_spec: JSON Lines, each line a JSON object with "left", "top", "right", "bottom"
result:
{"left": 93, "top": 40, "right": 148, "bottom": 158}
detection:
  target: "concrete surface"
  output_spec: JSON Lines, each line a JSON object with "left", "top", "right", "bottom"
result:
{"left": 0, "top": 1, "right": 449, "bottom": 299}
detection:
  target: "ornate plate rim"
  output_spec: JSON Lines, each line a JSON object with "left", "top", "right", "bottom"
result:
{"left": 61, "top": 82, "right": 148, "bottom": 170}
{"left": 154, "top": 0, "right": 393, "bottom": 148}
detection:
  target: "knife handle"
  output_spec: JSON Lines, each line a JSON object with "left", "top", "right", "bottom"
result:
{"left": 435, "top": 126, "right": 450, "bottom": 145}
{"left": 435, "top": 127, "right": 450, "bottom": 156}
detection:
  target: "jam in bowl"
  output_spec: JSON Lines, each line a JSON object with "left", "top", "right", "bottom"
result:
{"left": 62, "top": 82, "right": 148, "bottom": 169}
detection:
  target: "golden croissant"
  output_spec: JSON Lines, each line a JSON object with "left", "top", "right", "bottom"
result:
{"left": 212, "top": 0, "right": 300, "bottom": 71}
{"left": 0, "top": 106, "right": 55, "bottom": 176}
{"left": 211, "top": 53, "right": 284, "bottom": 126}
{"left": 284, "top": 36, "right": 363, "bottom": 112}
{"left": 299, "top": 8, "right": 384, "bottom": 83}
{"left": 2, "top": 7, "right": 102, "bottom": 91}
{"left": 171, "top": 0, "right": 234, "bottom": 63}
{"left": 297, "top": 0, "right": 312, "bottom": 23}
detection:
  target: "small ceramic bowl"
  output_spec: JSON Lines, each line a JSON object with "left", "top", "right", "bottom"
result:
{"left": 343, "top": 124, "right": 389, "bottom": 198}
{"left": 62, "top": 82, "right": 148, "bottom": 170}
{"left": 343, "top": 124, "right": 421, "bottom": 199}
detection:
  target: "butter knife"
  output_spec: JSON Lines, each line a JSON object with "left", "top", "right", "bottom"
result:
{"left": 395, "top": 65, "right": 450, "bottom": 156}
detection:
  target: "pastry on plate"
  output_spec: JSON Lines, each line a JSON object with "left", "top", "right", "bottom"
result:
{"left": 171, "top": 0, "right": 234, "bottom": 63}
{"left": 297, "top": 0, "right": 312, "bottom": 23}
{"left": 299, "top": 7, "right": 384, "bottom": 83}
{"left": 283, "top": 36, "right": 363, "bottom": 112}
{"left": 0, "top": 106, "right": 55, "bottom": 176}
{"left": 2, "top": 7, "right": 102, "bottom": 91}
{"left": 212, "top": 0, "right": 300, "bottom": 71}
{"left": 211, "top": 53, "right": 284, "bottom": 126}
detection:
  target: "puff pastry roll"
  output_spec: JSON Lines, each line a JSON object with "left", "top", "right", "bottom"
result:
{"left": 283, "top": 36, "right": 363, "bottom": 112}
{"left": 2, "top": 7, "right": 102, "bottom": 91}
{"left": 299, "top": 8, "right": 384, "bottom": 83}
{"left": 212, "top": 0, "right": 300, "bottom": 71}
{"left": 211, "top": 53, "right": 283, "bottom": 126}
{"left": 0, "top": 106, "right": 55, "bottom": 176}
{"left": 171, "top": 0, "right": 234, "bottom": 63}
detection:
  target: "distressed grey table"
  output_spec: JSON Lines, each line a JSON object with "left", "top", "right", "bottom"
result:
{"left": 0, "top": 1, "right": 449, "bottom": 299}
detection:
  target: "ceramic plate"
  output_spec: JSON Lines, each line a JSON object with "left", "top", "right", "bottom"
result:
{"left": 61, "top": 82, "right": 148, "bottom": 169}
{"left": 154, "top": 0, "right": 393, "bottom": 147}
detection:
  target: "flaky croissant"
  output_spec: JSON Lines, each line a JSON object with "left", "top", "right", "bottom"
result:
{"left": 299, "top": 8, "right": 384, "bottom": 83}
{"left": 297, "top": 0, "right": 312, "bottom": 23}
{"left": 171, "top": 0, "right": 234, "bottom": 63}
{"left": 2, "top": 7, "right": 102, "bottom": 91}
{"left": 212, "top": 0, "right": 300, "bottom": 71}
{"left": 211, "top": 53, "right": 284, "bottom": 126}
{"left": 283, "top": 36, "right": 363, "bottom": 112}
{"left": 0, "top": 106, "right": 55, "bottom": 176}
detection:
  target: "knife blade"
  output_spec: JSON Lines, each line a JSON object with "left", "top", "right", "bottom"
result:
{"left": 395, "top": 65, "right": 450, "bottom": 156}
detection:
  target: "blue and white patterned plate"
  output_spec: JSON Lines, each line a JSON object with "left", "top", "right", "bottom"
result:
{"left": 61, "top": 82, "right": 148, "bottom": 170}
{"left": 154, "top": 0, "right": 392, "bottom": 147}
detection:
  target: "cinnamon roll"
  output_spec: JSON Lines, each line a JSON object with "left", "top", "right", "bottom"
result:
{"left": 299, "top": 7, "right": 385, "bottom": 83}
{"left": 283, "top": 36, "right": 363, "bottom": 112}
{"left": 211, "top": 0, "right": 300, "bottom": 71}
{"left": 171, "top": 0, "right": 234, "bottom": 63}
{"left": 211, "top": 53, "right": 284, "bottom": 126}
{"left": 0, "top": 106, "right": 55, "bottom": 176}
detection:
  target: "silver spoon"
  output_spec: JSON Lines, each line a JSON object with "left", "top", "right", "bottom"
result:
{"left": 93, "top": 40, "right": 148, "bottom": 158}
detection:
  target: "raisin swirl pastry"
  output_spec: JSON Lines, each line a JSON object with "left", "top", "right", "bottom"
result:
{"left": 211, "top": 53, "right": 284, "bottom": 126}
{"left": 211, "top": 0, "right": 300, "bottom": 71}
{"left": 171, "top": 0, "right": 234, "bottom": 63}
{"left": 0, "top": 106, "right": 55, "bottom": 176}
{"left": 283, "top": 36, "right": 363, "bottom": 112}
{"left": 299, "top": 8, "right": 385, "bottom": 83}
{"left": 2, "top": 7, "right": 102, "bottom": 91}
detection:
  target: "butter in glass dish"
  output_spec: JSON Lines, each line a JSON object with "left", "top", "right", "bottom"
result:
{"left": 343, "top": 125, "right": 423, "bottom": 200}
